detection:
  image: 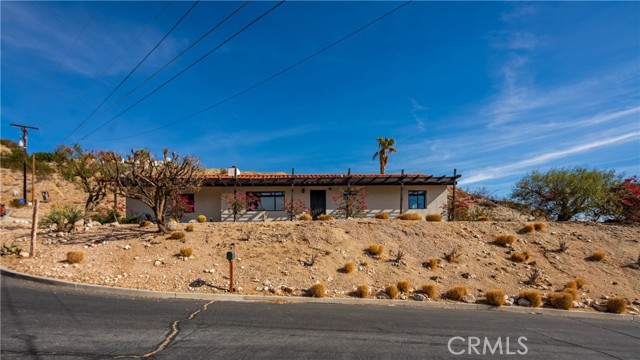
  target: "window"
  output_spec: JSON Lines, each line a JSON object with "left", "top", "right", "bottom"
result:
{"left": 181, "top": 194, "right": 195, "bottom": 213}
{"left": 408, "top": 190, "right": 426, "bottom": 209}
{"left": 248, "top": 191, "right": 285, "bottom": 211}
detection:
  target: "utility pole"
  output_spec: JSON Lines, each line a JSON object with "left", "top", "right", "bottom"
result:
{"left": 9, "top": 123, "right": 39, "bottom": 203}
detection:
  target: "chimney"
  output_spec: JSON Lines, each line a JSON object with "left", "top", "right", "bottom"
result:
{"left": 227, "top": 166, "right": 241, "bottom": 177}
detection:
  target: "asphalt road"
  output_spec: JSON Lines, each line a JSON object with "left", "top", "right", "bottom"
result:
{"left": 2, "top": 276, "right": 639, "bottom": 359}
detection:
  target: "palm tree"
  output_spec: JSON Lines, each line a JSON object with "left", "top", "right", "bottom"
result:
{"left": 372, "top": 137, "right": 397, "bottom": 175}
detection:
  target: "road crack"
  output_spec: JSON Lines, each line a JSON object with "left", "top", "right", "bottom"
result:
{"left": 114, "top": 300, "right": 216, "bottom": 359}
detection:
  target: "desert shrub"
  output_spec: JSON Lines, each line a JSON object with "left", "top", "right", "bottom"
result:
{"left": 361, "top": 260, "right": 369, "bottom": 267}
{"left": 446, "top": 286, "right": 468, "bottom": 301}
{"left": 547, "top": 292, "right": 573, "bottom": 310}
{"left": 375, "top": 212, "right": 389, "bottom": 220}
{"left": 527, "top": 268, "right": 543, "bottom": 285}
{"left": 565, "top": 280, "right": 577, "bottom": 290}
{"left": 9, "top": 198, "right": 27, "bottom": 208}
{"left": 385, "top": 284, "right": 399, "bottom": 299}
{"left": 533, "top": 222, "right": 546, "bottom": 231}
{"left": 169, "top": 231, "right": 186, "bottom": 240}
{"left": 308, "top": 283, "right": 326, "bottom": 298}
{"left": 589, "top": 251, "right": 606, "bottom": 262}
{"left": 120, "top": 214, "right": 141, "bottom": 224}
{"left": 486, "top": 289, "right": 506, "bottom": 306}
{"left": 476, "top": 216, "right": 490, "bottom": 221}
{"left": 180, "top": 247, "right": 193, "bottom": 257}
{"left": 421, "top": 284, "right": 437, "bottom": 298}
{"left": 1, "top": 244, "right": 21, "bottom": 256}
{"left": 368, "top": 244, "right": 385, "bottom": 257}
{"left": 444, "top": 247, "right": 461, "bottom": 263}
{"left": 397, "top": 213, "right": 423, "bottom": 221}
{"left": 394, "top": 250, "right": 406, "bottom": 263}
{"left": 66, "top": 251, "right": 84, "bottom": 264}
{"left": 317, "top": 214, "right": 334, "bottom": 221}
{"left": 356, "top": 285, "right": 370, "bottom": 298}
{"left": 521, "top": 224, "right": 535, "bottom": 233}
{"left": 558, "top": 239, "right": 569, "bottom": 252}
{"left": 343, "top": 261, "right": 356, "bottom": 274}
{"left": 425, "top": 214, "right": 442, "bottom": 222}
{"left": 494, "top": 234, "right": 515, "bottom": 247}
{"left": 139, "top": 220, "right": 152, "bottom": 227}
{"left": 185, "top": 224, "right": 194, "bottom": 232}
{"left": 575, "top": 278, "right": 586, "bottom": 289}
{"left": 510, "top": 251, "right": 531, "bottom": 263}
{"left": 428, "top": 258, "right": 438, "bottom": 270}
{"left": 197, "top": 214, "right": 206, "bottom": 223}
{"left": 562, "top": 287, "right": 578, "bottom": 301}
{"left": 397, "top": 280, "right": 411, "bottom": 293}
{"left": 606, "top": 297, "right": 627, "bottom": 314}
{"left": 518, "top": 290, "right": 542, "bottom": 307}
{"left": 299, "top": 213, "right": 312, "bottom": 221}
{"left": 42, "top": 204, "right": 84, "bottom": 232}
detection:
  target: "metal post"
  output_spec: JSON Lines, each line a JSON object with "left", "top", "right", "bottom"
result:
{"left": 451, "top": 168, "right": 457, "bottom": 221}
{"left": 229, "top": 259, "right": 234, "bottom": 292}
{"left": 290, "top": 168, "right": 295, "bottom": 220}
{"left": 346, "top": 168, "right": 351, "bottom": 218}
{"left": 233, "top": 166, "right": 238, "bottom": 222}
{"left": 400, "top": 169, "right": 404, "bottom": 214}
{"left": 9, "top": 123, "right": 39, "bottom": 202}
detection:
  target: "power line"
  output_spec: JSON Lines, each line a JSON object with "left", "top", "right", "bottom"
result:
{"left": 98, "top": 1, "right": 412, "bottom": 142}
{"left": 77, "top": 0, "right": 285, "bottom": 142}
{"left": 62, "top": 0, "right": 200, "bottom": 143}
{"left": 80, "top": 1, "right": 251, "bottom": 135}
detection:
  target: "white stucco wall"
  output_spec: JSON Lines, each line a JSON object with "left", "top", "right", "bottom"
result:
{"left": 125, "top": 187, "right": 222, "bottom": 222}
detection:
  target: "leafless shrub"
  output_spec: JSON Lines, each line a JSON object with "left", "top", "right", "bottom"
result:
{"left": 444, "top": 247, "right": 461, "bottom": 263}
{"left": 558, "top": 239, "right": 569, "bottom": 252}
{"left": 527, "top": 268, "right": 543, "bottom": 285}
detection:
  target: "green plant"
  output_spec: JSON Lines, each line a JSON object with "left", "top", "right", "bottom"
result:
{"left": 197, "top": 214, "right": 207, "bottom": 223}
{"left": 421, "top": 284, "right": 437, "bottom": 298}
{"left": 533, "top": 222, "right": 546, "bottom": 231}
{"left": 485, "top": 289, "right": 505, "bottom": 306}
{"left": 180, "top": 247, "right": 193, "bottom": 257}
{"left": 185, "top": 224, "right": 194, "bottom": 232}
{"left": 119, "top": 214, "right": 141, "bottom": 224}
{"left": 518, "top": 290, "right": 542, "bottom": 307}
{"left": 373, "top": 137, "right": 396, "bottom": 175}
{"left": 317, "top": 214, "right": 334, "bottom": 221}
{"left": 446, "top": 286, "right": 468, "bottom": 301}
{"left": 547, "top": 292, "right": 573, "bottom": 310}
{"left": 66, "top": 251, "right": 84, "bottom": 264}
{"left": 606, "top": 297, "right": 627, "bottom": 314}
{"left": 356, "top": 285, "right": 370, "bottom": 298}
{"left": 397, "top": 280, "right": 411, "bottom": 294}
{"left": 385, "top": 284, "right": 399, "bottom": 299}
{"left": 521, "top": 224, "right": 535, "bottom": 233}
{"left": 0, "top": 244, "right": 21, "bottom": 256}
{"left": 309, "top": 283, "right": 326, "bottom": 298}
{"left": 299, "top": 213, "right": 312, "bottom": 221}
{"left": 397, "top": 213, "right": 423, "bottom": 221}
{"left": 332, "top": 187, "right": 368, "bottom": 218}
{"left": 41, "top": 204, "right": 84, "bottom": 232}
{"left": 343, "top": 261, "right": 356, "bottom": 274}
{"left": 169, "top": 231, "right": 186, "bottom": 240}
{"left": 375, "top": 212, "right": 389, "bottom": 219}
{"left": 425, "top": 214, "right": 442, "bottom": 222}
{"left": 494, "top": 234, "right": 515, "bottom": 247}
{"left": 589, "top": 251, "right": 606, "bottom": 262}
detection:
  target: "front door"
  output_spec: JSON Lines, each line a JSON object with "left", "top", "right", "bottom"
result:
{"left": 309, "top": 190, "right": 326, "bottom": 220}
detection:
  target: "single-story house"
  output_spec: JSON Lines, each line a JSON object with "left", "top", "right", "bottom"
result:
{"left": 126, "top": 167, "right": 460, "bottom": 222}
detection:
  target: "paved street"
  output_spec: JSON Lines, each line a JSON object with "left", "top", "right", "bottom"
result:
{"left": 2, "top": 275, "right": 639, "bottom": 359}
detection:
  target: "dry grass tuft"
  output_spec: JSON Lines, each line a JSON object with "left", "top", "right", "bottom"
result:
{"left": 562, "top": 287, "right": 578, "bottom": 301}
{"left": 308, "top": 283, "right": 326, "bottom": 298}
{"left": 565, "top": 280, "right": 577, "bottom": 290}
{"left": 361, "top": 260, "right": 369, "bottom": 267}
{"left": 476, "top": 216, "right": 490, "bottom": 221}
{"left": 533, "top": 222, "right": 546, "bottom": 232}
{"left": 558, "top": 239, "right": 569, "bottom": 252}
{"left": 510, "top": 251, "right": 531, "bottom": 263}
{"left": 197, "top": 215, "right": 206, "bottom": 223}
{"left": 180, "top": 247, "right": 193, "bottom": 258}
{"left": 368, "top": 244, "right": 385, "bottom": 257}
{"left": 385, "top": 284, "right": 399, "bottom": 299}
{"left": 547, "top": 292, "right": 573, "bottom": 310}
{"left": 397, "top": 280, "right": 411, "bottom": 294}
{"left": 169, "top": 231, "right": 186, "bottom": 240}
{"left": 375, "top": 212, "right": 389, "bottom": 220}
{"left": 421, "top": 284, "right": 438, "bottom": 298}
{"left": 66, "top": 251, "right": 84, "bottom": 264}
{"left": 139, "top": 220, "right": 152, "bottom": 227}
{"left": 298, "top": 213, "right": 312, "bottom": 221}
{"left": 185, "top": 224, "right": 194, "bottom": 232}
{"left": 521, "top": 224, "right": 536, "bottom": 234}
{"left": 397, "top": 213, "right": 423, "bottom": 221}
{"left": 485, "top": 289, "right": 506, "bottom": 306}
{"left": 575, "top": 278, "right": 586, "bottom": 289}
{"left": 356, "top": 285, "right": 370, "bottom": 298}
{"left": 589, "top": 251, "right": 606, "bottom": 262}
{"left": 428, "top": 258, "right": 438, "bottom": 270}
{"left": 606, "top": 297, "right": 627, "bottom": 314}
{"left": 518, "top": 290, "right": 542, "bottom": 307}
{"left": 494, "top": 234, "right": 515, "bottom": 247}
{"left": 425, "top": 214, "right": 442, "bottom": 222}
{"left": 317, "top": 214, "right": 334, "bottom": 221}
{"left": 343, "top": 261, "right": 356, "bottom": 274}
{"left": 444, "top": 247, "right": 461, "bottom": 263}
{"left": 446, "top": 286, "right": 468, "bottom": 301}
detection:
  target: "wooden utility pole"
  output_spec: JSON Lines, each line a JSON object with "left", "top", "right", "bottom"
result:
{"left": 9, "top": 123, "right": 39, "bottom": 202}
{"left": 450, "top": 168, "right": 457, "bottom": 221}
{"left": 31, "top": 154, "right": 36, "bottom": 204}
{"left": 30, "top": 200, "right": 39, "bottom": 257}
{"left": 399, "top": 169, "right": 405, "bottom": 214}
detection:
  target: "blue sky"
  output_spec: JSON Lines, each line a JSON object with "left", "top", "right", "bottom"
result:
{"left": 1, "top": 1, "right": 639, "bottom": 197}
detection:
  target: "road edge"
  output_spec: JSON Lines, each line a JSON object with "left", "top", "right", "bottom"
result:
{"left": 1, "top": 266, "right": 637, "bottom": 321}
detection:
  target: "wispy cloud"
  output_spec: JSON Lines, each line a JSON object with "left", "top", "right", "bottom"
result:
{"left": 410, "top": 98, "right": 428, "bottom": 132}
{"left": 460, "top": 131, "right": 640, "bottom": 185}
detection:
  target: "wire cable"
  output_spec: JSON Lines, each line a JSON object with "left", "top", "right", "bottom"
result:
{"left": 77, "top": 0, "right": 285, "bottom": 142}
{"left": 97, "top": 1, "right": 412, "bottom": 142}
{"left": 63, "top": 0, "right": 200, "bottom": 143}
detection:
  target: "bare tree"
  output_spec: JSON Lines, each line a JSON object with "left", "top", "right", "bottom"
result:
{"left": 104, "top": 148, "right": 203, "bottom": 233}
